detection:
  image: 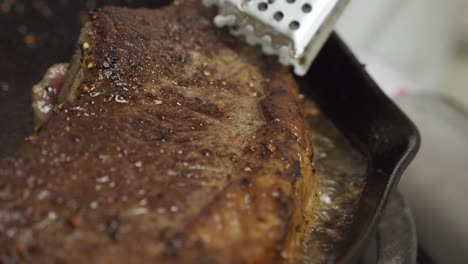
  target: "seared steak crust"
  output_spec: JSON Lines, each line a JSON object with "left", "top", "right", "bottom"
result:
{"left": 0, "top": 1, "right": 317, "bottom": 263}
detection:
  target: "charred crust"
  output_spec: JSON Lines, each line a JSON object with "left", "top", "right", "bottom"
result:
{"left": 291, "top": 161, "right": 302, "bottom": 179}
{"left": 240, "top": 177, "right": 252, "bottom": 188}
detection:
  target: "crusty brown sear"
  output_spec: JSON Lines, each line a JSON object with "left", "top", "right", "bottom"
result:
{"left": 0, "top": 1, "right": 317, "bottom": 263}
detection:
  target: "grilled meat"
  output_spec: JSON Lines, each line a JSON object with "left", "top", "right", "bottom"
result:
{"left": 31, "top": 63, "right": 69, "bottom": 130}
{"left": 0, "top": 1, "right": 317, "bottom": 263}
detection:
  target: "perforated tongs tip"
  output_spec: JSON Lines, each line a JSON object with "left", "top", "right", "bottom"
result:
{"left": 204, "top": 0, "right": 349, "bottom": 76}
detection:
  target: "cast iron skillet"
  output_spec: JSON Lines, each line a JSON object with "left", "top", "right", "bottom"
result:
{"left": 298, "top": 34, "right": 420, "bottom": 263}
{"left": 0, "top": 1, "right": 420, "bottom": 262}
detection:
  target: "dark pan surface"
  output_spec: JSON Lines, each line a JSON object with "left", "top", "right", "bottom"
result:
{"left": 0, "top": 1, "right": 419, "bottom": 262}
{"left": 297, "top": 34, "right": 420, "bottom": 263}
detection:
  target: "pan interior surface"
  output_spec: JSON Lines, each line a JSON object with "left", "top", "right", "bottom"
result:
{"left": 297, "top": 34, "right": 420, "bottom": 263}
{"left": 302, "top": 101, "right": 367, "bottom": 264}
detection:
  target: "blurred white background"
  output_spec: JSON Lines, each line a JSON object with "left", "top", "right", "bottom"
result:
{"left": 336, "top": 0, "right": 468, "bottom": 110}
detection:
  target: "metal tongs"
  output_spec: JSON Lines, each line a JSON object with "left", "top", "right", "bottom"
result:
{"left": 203, "top": 0, "right": 349, "bottom": 76}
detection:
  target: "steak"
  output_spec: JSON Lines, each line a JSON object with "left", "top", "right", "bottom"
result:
{"left": 0, "top": 1, "right": 318, "bottom": 263}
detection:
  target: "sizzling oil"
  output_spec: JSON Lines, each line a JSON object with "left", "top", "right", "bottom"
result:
{"left": 301, "top": 101, "right": 367, "bottom": 264}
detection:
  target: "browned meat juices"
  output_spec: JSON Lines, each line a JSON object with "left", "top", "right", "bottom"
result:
{"left": 0, "top": 1, "right": 318, "bottom": 263}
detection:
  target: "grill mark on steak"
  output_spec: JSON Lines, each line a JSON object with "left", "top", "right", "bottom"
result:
{"left": 0, "top": 1, "right": 317, "bottom": 263}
